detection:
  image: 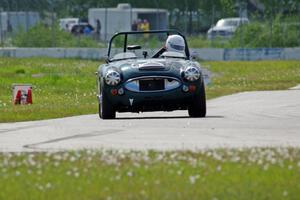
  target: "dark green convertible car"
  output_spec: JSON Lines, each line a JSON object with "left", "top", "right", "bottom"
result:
{"left": 97, "top": 30, "right": 206, "bottom": 119}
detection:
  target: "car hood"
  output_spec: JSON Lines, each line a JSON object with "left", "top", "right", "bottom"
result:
{"left": 102, "top": 58, "right": 192, "bottom": 81}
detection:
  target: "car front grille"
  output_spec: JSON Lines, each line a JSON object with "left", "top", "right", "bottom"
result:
{"left": 139, "top": 78, "right": 165, "bottom": 91}
{"left": 124, "top": 76, "right": 181, "bottom": 92}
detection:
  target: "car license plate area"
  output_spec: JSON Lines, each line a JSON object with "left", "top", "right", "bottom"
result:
{"left": 139, "top": 78, "right": 165, "bottom": 91}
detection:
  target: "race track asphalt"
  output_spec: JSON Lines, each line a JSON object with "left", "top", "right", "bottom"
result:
{"left": 0, "top": 87, "right": 300, "bottom": 152}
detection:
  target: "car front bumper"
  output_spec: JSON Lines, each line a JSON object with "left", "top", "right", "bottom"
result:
{"left": 100, "top": 82, "right": 203, "bottom": 112}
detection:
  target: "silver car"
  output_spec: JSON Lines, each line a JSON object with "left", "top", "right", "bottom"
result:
{"left": 207, "top": 17, "right": 249, "bottom": 39}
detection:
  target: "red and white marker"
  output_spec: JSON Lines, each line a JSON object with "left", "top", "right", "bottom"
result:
{"left": 12, "top": 84, "right": 33, "bottom": 105}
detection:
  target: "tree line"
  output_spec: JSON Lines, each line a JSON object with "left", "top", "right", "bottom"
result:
{"left": 1, "top": 0, "right": 298, "bottom": 18}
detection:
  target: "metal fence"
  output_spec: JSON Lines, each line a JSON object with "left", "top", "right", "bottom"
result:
{"left": 0, "top": 0, "right": 299, "bottom": 48}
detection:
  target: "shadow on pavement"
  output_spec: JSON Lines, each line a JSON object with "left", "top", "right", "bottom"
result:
{"left": 115, "top": 115, "right": 224, "bottom": 120}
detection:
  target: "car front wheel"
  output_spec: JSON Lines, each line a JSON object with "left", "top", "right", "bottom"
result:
{"left": 99, "top": 87, "right": 116, "bottom": 119}
{"left": 188, "top": 83, "right": 206, "bottom": 118}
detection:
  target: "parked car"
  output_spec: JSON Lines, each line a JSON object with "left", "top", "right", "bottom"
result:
{"left": 70, "top": 22, "right": 94, "bottom": 35}
{"left": 59, "top": 18, "right": 79, "bottom": 31}
{"left": 96, "top": 30, "right": 206, "bottom": 119}
{"left": 207, "top": 17, "right": 249, "bottom": 39}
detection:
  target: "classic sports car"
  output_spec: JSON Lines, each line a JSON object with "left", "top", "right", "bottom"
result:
{"left": 96, "top": 30, "right": 206, "bottom": 119}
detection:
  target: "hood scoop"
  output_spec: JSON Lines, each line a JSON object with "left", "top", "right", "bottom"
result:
{"left": 138, "top": 62, "right": 167, "bottom": 71}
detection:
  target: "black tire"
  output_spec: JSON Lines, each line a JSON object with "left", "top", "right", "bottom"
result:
{"left": 99, "top": 86, "right": 116, "bottom": 119}
{"left": 188, "top": 83, "right": 206, "bottom": 118}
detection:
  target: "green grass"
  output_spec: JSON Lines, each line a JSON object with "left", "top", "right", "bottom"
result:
{"left": 205, "top": 61, "right": 300, "bottom": 99}
{"left": 0, "top": 58, "right": 300, "bottom": 122}
{"left": 0, "top": 58, "right": 99, "bottom": 122}
{"left": 0, "top": 148, "right": 299, "bottom": 200}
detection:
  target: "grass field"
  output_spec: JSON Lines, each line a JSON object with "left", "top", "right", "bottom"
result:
{"left": 0, "top": 148, "right": 299, "bottom": 200}
{"left": 0, "top": 58, "right": 300, "bottom": 122}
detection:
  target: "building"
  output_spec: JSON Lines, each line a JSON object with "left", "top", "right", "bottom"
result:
{"left": 88, "top": 3, "right": 169, "bottom": 41}
{"left": 0, "top": 12, "right": 40, "bottom": 43}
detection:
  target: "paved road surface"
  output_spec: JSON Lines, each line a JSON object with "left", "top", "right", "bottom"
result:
{"left": 1, "top": 87, "right": 300, "bottom": 152}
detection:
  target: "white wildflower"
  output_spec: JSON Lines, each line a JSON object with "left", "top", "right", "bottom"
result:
{"left": 106, "top": 196, "right": 112, "bottom": 200}
{"left": 53, "top": 154, "right": 62, "bottom": 161}
{"left": 37, "top": 185, "right": 44, "bottom": 191}
{"left": 263, "top": 164, "right": 269, "bottom": 171}
{"left": 127, "top": 171, "right": 133, "bottom": 177}
{"left": 189, "top": 176, "right": 197, "bottom": 185}
{"left": 177, "top": 170, "right": 182, "bottom": 176}
{"left": 66, "top": 170, "right": 72, "bottom": 176}
{"left": 140, "top": 190, "right": 146, "bottom": 196}
{"left": 231, "top": 156, "right": 240, "bottom": 163}
{"left": 270, "top": 158, "right": 276, "bottom": 164}
{"left": 70, "top": 156, "right": 76, "bottom": 162}
{"left": 46, "top": 182, "right": 52, "bottom": 189}
{"left": 15, "top": 171, "right": 21, "bottom": 176}
{"left": 74, "top": 172, "right": 80, "bottom": 178}
{"left": 115, "top": 175, "right": 121, "bottom": 180}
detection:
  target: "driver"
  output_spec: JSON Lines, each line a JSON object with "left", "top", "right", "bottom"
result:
{"left": 152, "top": 34, "right": 186, "bottom": 58}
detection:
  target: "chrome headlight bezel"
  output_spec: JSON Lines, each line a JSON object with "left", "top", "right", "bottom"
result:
{"left": 183, "top": 66, "right": 201, "bottom": 82}
{"left": 104, "top": 69, "right": 121, "bottom": 86}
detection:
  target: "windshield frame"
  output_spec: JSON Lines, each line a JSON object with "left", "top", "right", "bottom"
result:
{"left": 107, "top": 30, "right": 190, "bottom": 62}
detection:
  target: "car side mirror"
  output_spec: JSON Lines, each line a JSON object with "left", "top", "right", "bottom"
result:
{"left": 190, "top": 51, "right": 198, "bottom": 60}
{"left": 142, "top": 51, "right": 148, "bottom": 58}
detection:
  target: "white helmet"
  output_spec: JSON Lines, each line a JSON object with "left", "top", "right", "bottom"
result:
{"left": 165, "top": 35, "right": 185, "bottom": 54}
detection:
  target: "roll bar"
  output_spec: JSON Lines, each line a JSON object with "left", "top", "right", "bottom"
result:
{"left": 106, "top": 29, "right": 190, "bottom": 62}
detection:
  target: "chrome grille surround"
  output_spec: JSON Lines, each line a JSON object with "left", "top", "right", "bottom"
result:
{"left": 124, "top": 76, "right": 181, "bottom": 93}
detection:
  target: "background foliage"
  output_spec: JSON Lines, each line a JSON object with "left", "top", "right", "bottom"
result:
{"left": 0, "top": 0, "right": 300, "bottom": 47}
{"left": 12, "top": 24, "right": 100, "bottom": 47}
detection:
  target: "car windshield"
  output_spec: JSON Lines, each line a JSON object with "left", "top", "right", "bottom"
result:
{"left": 108, "top": 31, "right": 189, "bottom": 62}
{"left": 161, "top": 51, "right": 185, "bottom": 58}
{"left": 216, "top": 19, "right": 239, "bottom": 27}
{"left": 111, "top": 52, "right": 137, "bottom": 61}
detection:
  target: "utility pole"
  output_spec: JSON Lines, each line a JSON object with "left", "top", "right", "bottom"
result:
{"left": 49, "top": 0, "right": 55, "bottom": 47}
{"left": 298, "top": 3, "right": 300, "bottom": 46}
{"left": 210, "top": 4, "right": 215, "bottom": 47}
{"left": 0, "top": 8, "right": 3, "bottom": 47}
{"left": 155, "top": 0, "right": 159, "bottom": 30}
{"left": 269, "top": 0, "right": 273, "bottom": 48}
{"left": 184, "top": 0, "right": 188, "bottom": 35}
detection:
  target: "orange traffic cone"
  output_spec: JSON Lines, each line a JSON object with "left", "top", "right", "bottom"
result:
{"left": 14, "top": 90, "right": 21, "bottom": 105}
{"left": 27, "top": 88, "right": 32, "bottom": 104}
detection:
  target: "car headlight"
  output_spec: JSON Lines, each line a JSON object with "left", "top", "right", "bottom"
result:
{"left": 184, "top": 66, "right": 201, "bottom": 82}
{"left": 105, "top": 69, "right": 121, "bottom": 86}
